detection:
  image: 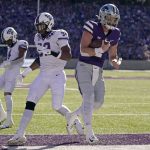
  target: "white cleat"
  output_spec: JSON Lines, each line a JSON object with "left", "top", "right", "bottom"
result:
{"left": 7, "top": 134, "right": 27, "bottom": 146}
{"left": 0, "top": 111, "right": 7, "bottom": 124}
{"left": 85, "top": 125, "right": 99, "bottom": 144}
{"left": 66, "top": 113, "right": 76, "bottom": 134}
{"left": 0, "top": 119, "right": 14, "bottom": 129}
{"left": 86, "top": 134, "right": 99, "bottom": 144}
{"left": 66, "top": 112, "right": 84, "bottom": 135}
{"left": 74, "top": 119, "right": 84, "bottom": 135}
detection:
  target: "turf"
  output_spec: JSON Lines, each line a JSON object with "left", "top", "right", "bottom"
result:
{"left": 0, "top": 69, "right": 150, "bottom": 135}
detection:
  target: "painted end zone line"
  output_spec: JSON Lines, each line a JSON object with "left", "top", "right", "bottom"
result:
{"left": 1, "top": 134, "right": 150, "bottom": 150}
{"left": 2, "top": 145, "right": 150, "bottom": 150}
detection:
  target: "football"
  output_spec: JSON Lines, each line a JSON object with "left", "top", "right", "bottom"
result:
{"left": 89, "top": 39, "right": 102, "bottom": 48}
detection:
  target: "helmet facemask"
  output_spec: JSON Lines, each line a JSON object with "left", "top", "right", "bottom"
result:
{"left": 4, "top": 39, "right": 14, "bottom": 47}
{"left": 35, "top": 22, "right": 48, "bottom": 35}
{"left": 102, "top": 13, "right": 120, "bottom": 29}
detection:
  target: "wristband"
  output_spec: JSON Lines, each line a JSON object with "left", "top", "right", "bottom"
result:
{"left": 94, "top": 47, "right": 104, "bottom": 54}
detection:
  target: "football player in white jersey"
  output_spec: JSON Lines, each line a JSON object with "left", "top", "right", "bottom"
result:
{"left": 0, "top": 27, "right": 28, "bottom": 129}
{"left": 8, "top": 12, "right": 83, "bottom": 146}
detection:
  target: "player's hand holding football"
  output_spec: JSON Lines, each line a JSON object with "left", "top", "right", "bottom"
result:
{"left": 94, "top": 40, "right": 110, "bottom": 57}
{"left": 101, "top": 40, "right": 111, "bottom": 52}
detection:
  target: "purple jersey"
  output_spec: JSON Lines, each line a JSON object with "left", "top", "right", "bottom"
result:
{"left": 79, "top": 20, "right": 121, "bottom": 68}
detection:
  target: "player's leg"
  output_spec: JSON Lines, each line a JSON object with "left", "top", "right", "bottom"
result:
{"left": 0, "top": 100, "right": 7, "bottom": 124}
{"left": 50, "top": 71, "right": 69, "bottom": 116}
{"left": 75, "top": 61, "right": 98, "bottom": 143}
{"left": 8, "top": 75, "right": 49, "bottom": 145}
{"left": 0, "top": 80, "right": 16, "bottom": 129}
{"left": 50, "top": 71, "right": 84, "bottom": 135}
{"left": 0, "top": 75, "right": 7, "bottom": 123}
{"left": 94, "top": 77, "right": 105, "bottom": 110}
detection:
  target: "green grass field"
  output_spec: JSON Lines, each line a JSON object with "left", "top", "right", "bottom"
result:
{"left": 0, "top": 69, "right": 150, "bottom": 135}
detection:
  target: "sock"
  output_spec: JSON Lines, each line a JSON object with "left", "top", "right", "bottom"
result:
{"left": 17, "top": 109, "right": 34, "bottom": 137}
{"left": 5, "top": 95, "right": 13, "bottom": 121}
{"left": 85, "top": 124, "right": 95, "bottom": 136}
{"left": 82, "top": 93, "right": 94, "bottom": 126}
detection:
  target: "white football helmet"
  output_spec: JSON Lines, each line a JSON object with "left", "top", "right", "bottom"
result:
{"left": 97, "top": 3, "right": 120, "bottom": 30}
{"left": 1, "top": 27, "right": 17, "bottom": 46}
{"left": 34, "top": 12, "right": 54, "bottom": 34}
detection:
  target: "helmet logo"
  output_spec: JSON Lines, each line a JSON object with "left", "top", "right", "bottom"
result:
{"left": 7, "top": 29, "right": 13, "bottom": 35}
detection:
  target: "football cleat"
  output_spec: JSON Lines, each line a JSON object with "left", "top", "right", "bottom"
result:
{"left": 86, "top": 134, "right": 99, "bottom": 144}
{"left": 85, "top": 125, "right": 99, "bottom": 144}
{"left": 66, "top": 112, "right": 84, "bottom": 135}
{"left": 66, "top": 112, "right": 76, "bottom": 135}
{"left": 0, "top": 119, "right": 14, "bottom": 129}
{"left": 7, "top": 134, "right": 27, "bottom": 146}
{"left": 74, "top": 119, "right": 84, "bottom": 135}
{"left": 0, "top": 111, "right": 7, "bottom": 124}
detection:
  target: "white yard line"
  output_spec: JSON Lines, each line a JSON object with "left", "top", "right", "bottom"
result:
{"left": 12, "top": 102, "right": 150, "bottom": 105}
{"left": 15, "top": 87, "right": 79, "bottom": 91}
{"left": 12, "top": 113, "right": 150, "bottom": 116}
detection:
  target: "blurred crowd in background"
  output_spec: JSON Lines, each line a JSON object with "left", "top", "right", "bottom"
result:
{"left": 0, "top": 0, "right": 150, "bottom": 60}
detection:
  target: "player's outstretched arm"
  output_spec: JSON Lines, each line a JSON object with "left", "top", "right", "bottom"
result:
{"left": 21, "top": 57, "right": 40, "bottom": 78}
{"left": 17, "top": 57, "right": 40, "bottom": 84}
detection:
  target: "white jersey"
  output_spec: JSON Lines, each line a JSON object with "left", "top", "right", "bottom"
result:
{"left": 34, "top": 29, "right": 69, "bottom": 73}
{"left": 5, "top": 40, "right": 28, "bottom": 80}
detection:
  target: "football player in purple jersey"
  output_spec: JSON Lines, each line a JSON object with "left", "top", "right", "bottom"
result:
{"left": 68, "top": 3, "right": 121, "bottom": 144}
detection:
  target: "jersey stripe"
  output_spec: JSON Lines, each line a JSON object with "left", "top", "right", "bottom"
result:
{"left": 83, "top": 25, "right": 93, "bottom": 34}
{"left": 58, "top": 37, "right": 69, "bottom": 40}
{"left": 85, "top": 21, "right": 94, "bottom": 29}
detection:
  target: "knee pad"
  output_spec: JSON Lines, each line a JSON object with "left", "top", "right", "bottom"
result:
{"left": 25, "top": 101, "right": 36, "bottom": 111}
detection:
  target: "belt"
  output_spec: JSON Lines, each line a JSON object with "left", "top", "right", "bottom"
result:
{"left": 39, "top": 51, "right": 60, "bottom": 57}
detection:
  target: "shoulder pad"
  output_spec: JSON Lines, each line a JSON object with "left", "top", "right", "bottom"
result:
{"left": 56, "top": 29, "right": 69, "bottom": 40}
{"left": 18, "top": 40, "right": 28, "bottom": 49}
{"left": 83, "top": 20, "right": 97, "bottom": 34}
